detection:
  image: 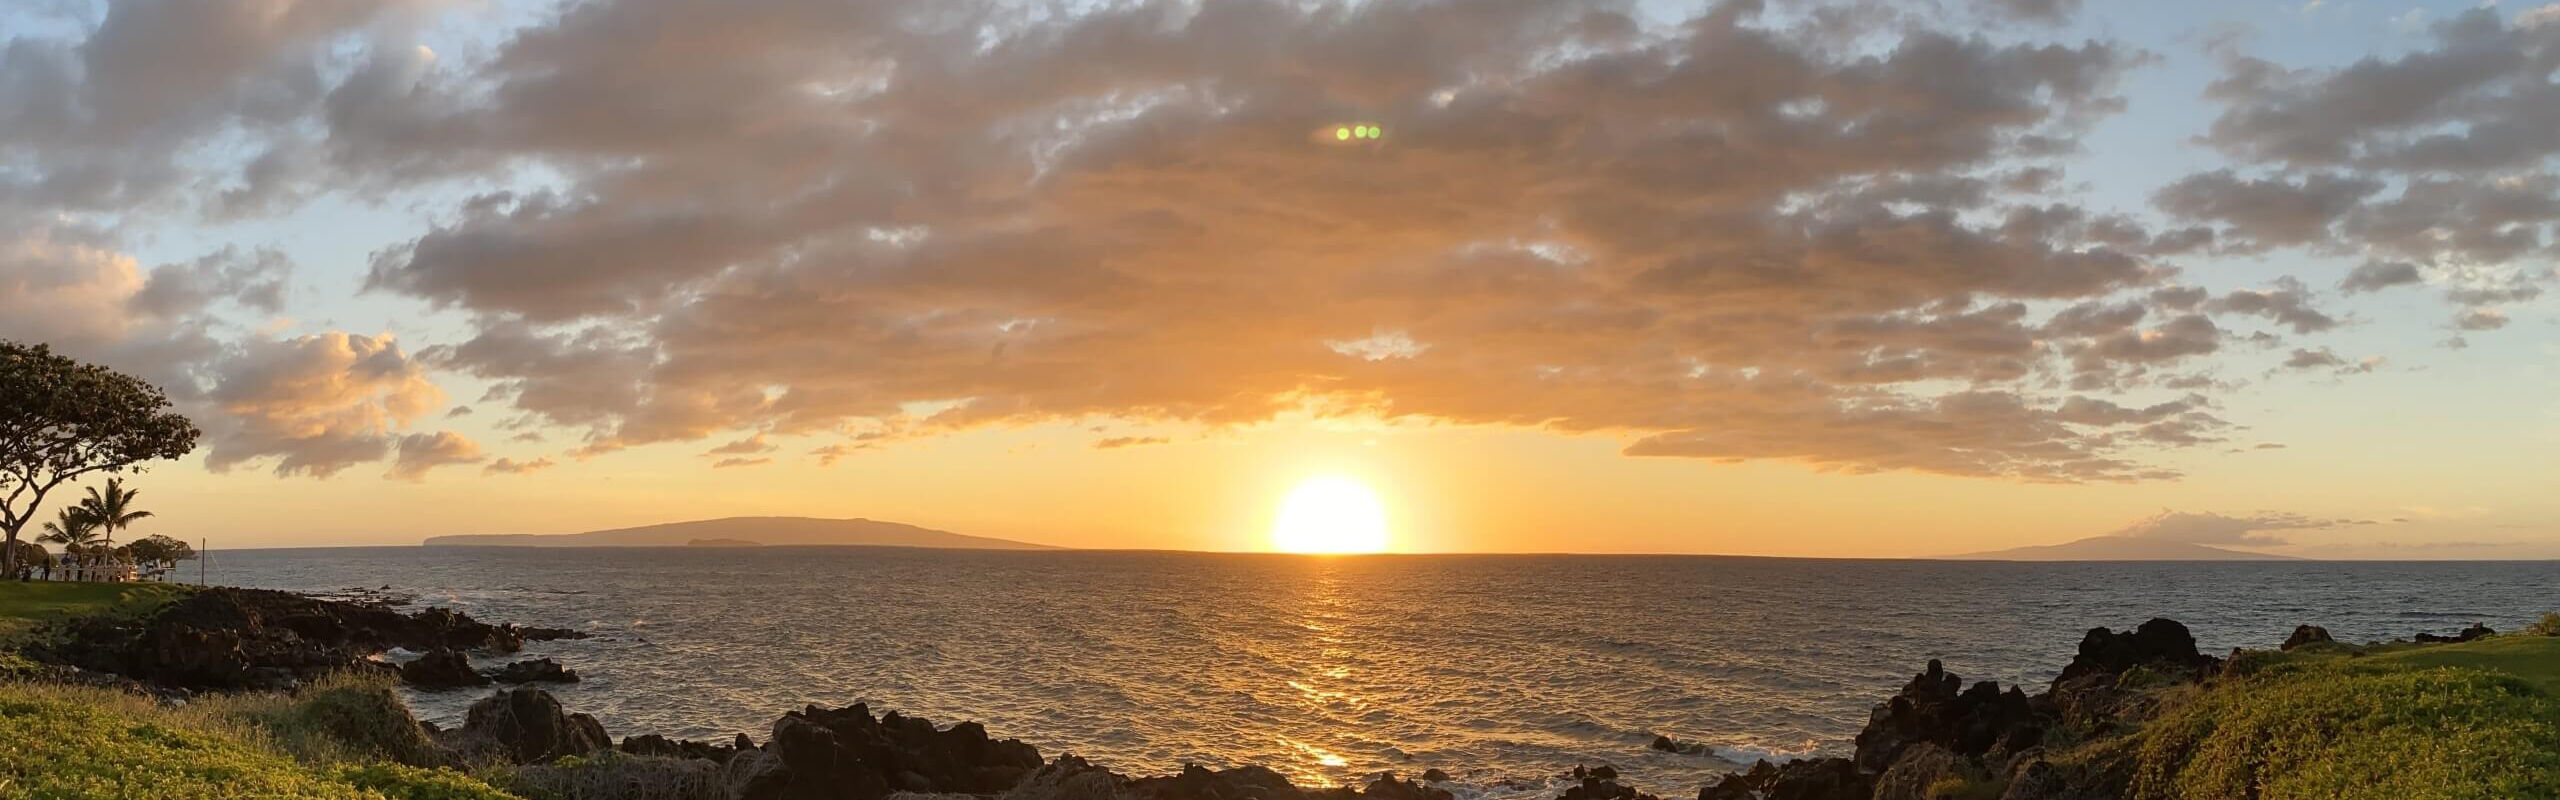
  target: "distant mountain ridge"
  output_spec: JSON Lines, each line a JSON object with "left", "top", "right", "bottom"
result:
{"left": 1941, "top": 535, "right": 2303, "bottom": 561}
{"left": 423, "top": 516, "right": 1057, "bottom": 550}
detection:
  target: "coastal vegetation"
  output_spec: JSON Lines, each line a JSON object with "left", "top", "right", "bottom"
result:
{"left": 0, "top": 568, "right": 2557, "bottom": 798}
{"left": 0, "top": 677, "right": 516, "bottom": 799}
{"left": 2128, "top": 658, "right": 2560, "bottom": 799}
{"left": 0, "top": 341, "right": 199, "bottom": 578}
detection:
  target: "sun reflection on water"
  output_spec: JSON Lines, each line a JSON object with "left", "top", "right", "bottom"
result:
{"left": 1270, "top": 562, "right": 1370, "bottom": 784}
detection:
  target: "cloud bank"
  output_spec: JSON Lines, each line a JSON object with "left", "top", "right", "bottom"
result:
{"left": 0, "top": 0, "right": 2549, "bottom": 485}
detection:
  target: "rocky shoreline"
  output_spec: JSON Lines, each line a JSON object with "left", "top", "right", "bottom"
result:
{"left": 15, "top": 586, "right": 2537, "bottom": 800}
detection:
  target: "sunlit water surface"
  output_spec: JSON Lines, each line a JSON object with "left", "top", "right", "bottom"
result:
{"left": 209, "top": 547, "right": 2557, "bottom": 793}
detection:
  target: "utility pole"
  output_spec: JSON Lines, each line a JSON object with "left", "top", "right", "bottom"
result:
{"left": 199, "top": 538, "right": 206, "bottom": 585}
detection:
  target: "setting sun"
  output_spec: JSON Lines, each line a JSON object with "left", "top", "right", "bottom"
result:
{"left": 1270, "top": 476, "right": 1390, "bottom": 554}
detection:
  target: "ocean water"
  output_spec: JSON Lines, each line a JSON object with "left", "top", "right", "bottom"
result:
{"left": 207, "top": 547, "right": 2558, "bottom": 793}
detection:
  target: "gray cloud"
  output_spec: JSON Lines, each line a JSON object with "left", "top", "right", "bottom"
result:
{"left": 2338, "top": 260, "right": 2423, "bottom": 294}
{"left": 339, "top": 0, "right": 2243, "bottom": 483}
{"left": 129, "top": 247, "right": 289, "bottom": 318}
{"left": 2176, "top": 8, "right": 2558, "bottom": 334}
{"left": 2453, "top": 309, "right": 2510, "bottom": 330}
{"left": 0, "top": 0, "right": 420, "bottom": 214}
{"left": 2153, "top": 171, "right": 2384, "bottom": 250}
{"left": 2209, "top": 277, "right": 2338, "bottom": 335}
{"left": 1975, "top": 0, "right": 2084, "bottom": 25}
{"left": 11, "top": 0, "right": 2450, "bottom": 486}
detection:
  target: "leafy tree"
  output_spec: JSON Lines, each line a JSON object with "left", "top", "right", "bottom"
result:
{"left": 126, "top": 534, "right": 195, "bottom": 578}
{"left": 37, "top": 507, "right": 102, "bottom": 555}
{"left": 0, "top": 541, "right": 49, "bottom": 579}
{"left": 75, "top": 477, "right": 152, "bottom": 551}
{"left": 0, "top": 341, "right": 199, "bottom": 576}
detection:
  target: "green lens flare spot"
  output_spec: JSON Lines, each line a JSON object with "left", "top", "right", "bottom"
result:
{"left": 1337, "top": 127, "right": 1352, "bottom": 141}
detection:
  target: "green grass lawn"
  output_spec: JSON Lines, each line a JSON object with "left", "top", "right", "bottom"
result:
{"left": 0, "top": 580, "right": 193, "bottom": 641}
{"left": 2357, "top": 634, "right": 2560, "bottom": 696}
{"left": 2115, "top": 634, "right": 2560, "bottom": 800}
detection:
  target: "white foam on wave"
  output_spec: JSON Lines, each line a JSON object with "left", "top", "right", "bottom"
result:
{"left": 1706, "top": 740, "right": 1824, "bottom": 766}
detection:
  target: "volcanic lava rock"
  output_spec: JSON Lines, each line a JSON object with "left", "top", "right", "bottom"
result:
{"left": 1868, "top": 744, "right": 1958, "bottom": 800}
{"left": 32, "top": 587, "right": 573, "bottom": 690}
{"left": 2280, "top": 624, "right": 2333, "bottom": 650}
{"left": 522, "top": 625, "right": 590, "bottom": 642}
{"left": 621, "top": 733, "right": 740, "bottom": 763}
{"left": 1850, "top": 659, "right": 2042, "bottom": 773}
{"left": 1558, "top": 765, "right": 1657, "bottom": 800}
{"left": 1363, "top": 773, "right": 1452, "bottom": 800}
{"left": 727, "top": 702, "right": 1043, "bottom": 800}
{"left": 1420, "top": 769, "right": 1451, "bottom": 783}
{"left": 400, "top": 649, "right": 489, "bottom": 688}
{"left": 448, "top": 688, "right": 612, "bottom": 764}
{"left": 1003, "top": 755, "right": 1128, "bottom": 800}
{"left": 2054, "top": 618, "right": 2220, "bottom": 684}
{"left": 2416, "top": 623, "right": 2495, "bottom": 644}
{"left": 487, "top": 657, "right": 579, "bottom": 684}
{"left": 724, "top": 746, "right": 789, "bottom": 800}
{"left": 1696, "top": 758, "right": 1866, "bottom": 800}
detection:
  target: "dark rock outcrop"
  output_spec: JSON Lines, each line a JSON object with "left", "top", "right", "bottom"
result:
{"left": 621, "top": 733, "right": 742, "bottom": 763}
{"left": 975, "top": 754, "right": 1458, "bottom": 800}
{"left": 723, "top": 747, "right": 790, "bottom": 799}
{"left": 725, "top": 702, "right": 1043, "bottom": 800}
{"left": 1648, "top": 735, "right": 1706, "bottom": 756}
{"left": 1559, "top": 765, "right": 1657, "bottom": 800}
{"left": 1850, "top": 659, "right": 2042, "bottom": 773}
{"left": 2280, "top": 624, "right": 2332, "bottom": 650}
{"left": 2054, "top": 618, "right": 2220, "bottom": 684}
{"left": 1867, "top": 743, "right": 1957, "bottom": 800}
{"left": 1702, "top": 618, "right": 2240, "bottom": 800}
{"left": 400, "top": 649, "right": 489, "bottom": 688}
{"left": 445, "top": 688, "right": 612, "bottom": 765}
{"left": 487, "top": 657, "right": 579, "bottom": 684}
{"left": 1362, "top": 773, "right": 1453, "bottom": 800}
{"left": 2416, "top": 623, "right": 2494, "bottom": 644}
{"left": 1696, "top": 758, "right": 1865, "bottom": 800}
{"left": 33, "top": 587, "right": 577, "bottom": 691}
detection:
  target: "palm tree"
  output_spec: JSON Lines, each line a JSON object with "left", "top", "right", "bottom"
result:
{"left": 39, "top": 507, "right": 102, "bottom": 558}
{"left": 76, "top": 478, "right": 152, "bottom": 552}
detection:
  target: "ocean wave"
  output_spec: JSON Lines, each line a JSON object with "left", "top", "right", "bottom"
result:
{"left": 219, "top": 547, "right": 2560, "bottom": 791}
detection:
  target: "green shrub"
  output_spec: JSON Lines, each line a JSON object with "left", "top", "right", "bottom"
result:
{"left": 0, "top": 650, "right": 47, "bottom": 680}
{"left": 2523, "top": 612, "right": 2560, "bottom": 637}
{"left": 333, "top": 763, "right": 519, "bottom": 800}
{"left": 1924, "top": 774, "right": 2006, "bottom": 800}
{"left": 203, "top": 671, "right": 449, "bottom": 767}
{"left": 503, "top": 750, "right": 724, "bottom": 800}
{"left": 2115, "top": 664, "right": 2163, "bottom": 690}
{"left": 2130, "top": 665, "right": 2560, "bottom": 800}
{"left": 0, "top": 683, "right": 522, "bottom": 799}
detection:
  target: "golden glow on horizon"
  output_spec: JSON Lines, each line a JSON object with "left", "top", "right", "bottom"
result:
{"left": 1270, "top": 476, "right": 1390, "bottom": 554}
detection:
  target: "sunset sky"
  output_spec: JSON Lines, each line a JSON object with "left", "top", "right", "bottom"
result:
{"left": 2, "top": 0, "right": 2555, "bottom": 557}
